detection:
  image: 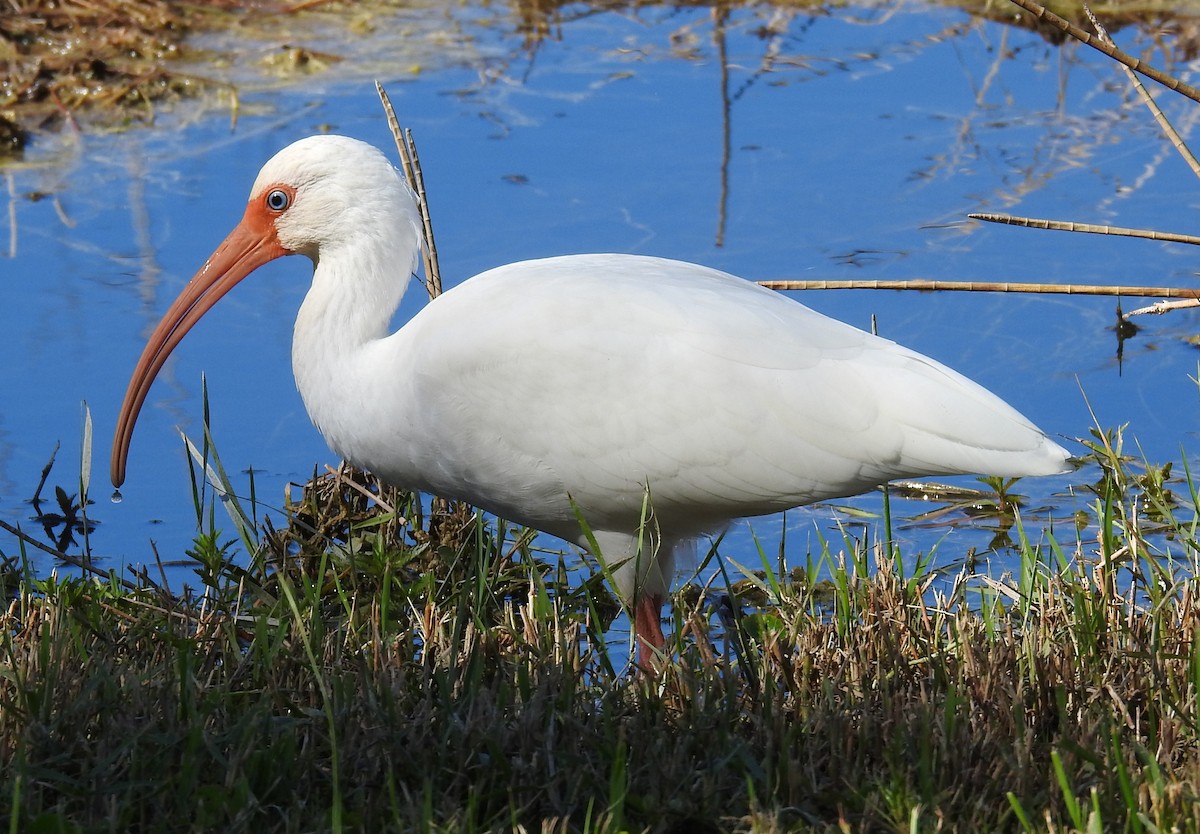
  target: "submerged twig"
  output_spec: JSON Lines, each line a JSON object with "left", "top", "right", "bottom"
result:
{"left": 968, "top": 214, "right": 1200, "bottom": 246}
{"left": 757, "top": 279, "right": 1200, "bottom": 299}
{"left": 1120, "top": 298, "right": 1200, "bottom": 317}
{"left": 31, "top": 442, "right": 60, "bottom": 507}
{"left": 376, "top": 81, "right": 443, "bottom": 300}
{"left": 0, "top": 518, "right": 139, "bottom": 592}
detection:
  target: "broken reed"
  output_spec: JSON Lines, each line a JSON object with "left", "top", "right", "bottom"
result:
{"left": 1, "top": 427, "right": 1199, "bottom": 833}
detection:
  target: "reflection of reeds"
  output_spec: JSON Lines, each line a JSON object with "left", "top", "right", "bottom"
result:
{"left": 4, "top": 0, "right": 1198, "bottom": 143}
{"left": 748, "top": 0, "right": 1200, "bottom": 345}
{"left": 952, "top": 0, "right": 1200, "bottom": 322}
{"left": 4, "top": 170, "right": 14, "bottom": 256}
{"left": 1009, "top": 0, "right": 1200, "bottom": 104}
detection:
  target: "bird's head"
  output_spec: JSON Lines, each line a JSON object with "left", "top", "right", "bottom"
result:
{"left": 109, "top": 134, "right": 422, "bottom": 488}
{"left": 247, "top": 135, "right": 421, "bottom": 263}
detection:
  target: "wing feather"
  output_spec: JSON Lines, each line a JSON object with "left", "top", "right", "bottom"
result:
{"left": 387, "top": 254, "right": 1066, "bottom": 536}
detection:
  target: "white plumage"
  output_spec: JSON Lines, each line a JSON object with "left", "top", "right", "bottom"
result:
{"left": 113, "top": 135, "right": 1070, "bottom": 667}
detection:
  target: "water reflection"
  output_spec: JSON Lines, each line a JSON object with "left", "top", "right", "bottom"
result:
{"left": 0, "top": 1, "right": 1197, "bottom": 591}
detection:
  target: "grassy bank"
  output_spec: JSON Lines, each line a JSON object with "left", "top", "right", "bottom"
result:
{"left": 1, "top": 425, "right": 1198, "bottom": 833}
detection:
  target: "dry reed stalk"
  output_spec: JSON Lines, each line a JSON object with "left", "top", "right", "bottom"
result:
{"left": 968, "top": 213, "right": 1200, "bottom": 247}
{"left": 376, "top": 81, "right": 443, "bottom": 300}
{"left": 757, "top": 278, "right": 1200, "bottom": 299}
{"left": 325, "top": 462, "right": 400, "bottom": 517}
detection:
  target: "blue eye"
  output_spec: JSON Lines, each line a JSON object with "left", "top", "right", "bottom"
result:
{"left": 266, "top": 189, "right": 289, "bottom": 211}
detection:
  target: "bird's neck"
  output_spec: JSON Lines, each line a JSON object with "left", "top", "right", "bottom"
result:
{"left": 291, "top": 236, "right": 421, "bottom": 467}
{"left": 297, "top": 240, "right": 415, "bottom": 344}
{"left": 291, "top": 168, "right": 424, "bottom": 364}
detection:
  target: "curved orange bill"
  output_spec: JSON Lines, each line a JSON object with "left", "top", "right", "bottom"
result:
{"left": 111, "top": 205, "right": 287, "bottom": 487}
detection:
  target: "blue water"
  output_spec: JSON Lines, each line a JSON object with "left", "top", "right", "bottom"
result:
{"left": 1, "top": 3, "right": 1197, "bottom": 593}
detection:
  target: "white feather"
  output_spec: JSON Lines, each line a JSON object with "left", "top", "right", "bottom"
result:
{"left": 261, "top": 136, "right": 1068, "bottom": 639}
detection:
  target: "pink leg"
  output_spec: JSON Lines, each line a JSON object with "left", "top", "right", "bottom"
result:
{"left": 633, "top": 592, "right": 666, "bottom": 673}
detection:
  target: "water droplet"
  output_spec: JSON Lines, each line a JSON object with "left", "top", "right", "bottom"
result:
{"left": 110, "top": 489, "right": 123, "bottom": 504}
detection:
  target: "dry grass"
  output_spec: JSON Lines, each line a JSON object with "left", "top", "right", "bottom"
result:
{"left": 1, "top": 426, "right": 1198, "bottom": 832}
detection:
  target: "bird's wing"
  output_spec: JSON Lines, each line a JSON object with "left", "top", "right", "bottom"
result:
{"left": 394, "top": 255, "right": 1064, "bottom": 534}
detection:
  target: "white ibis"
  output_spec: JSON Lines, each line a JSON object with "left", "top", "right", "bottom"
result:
{"left": 112, "top": 134, "right": 1070, "bottom": 668}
